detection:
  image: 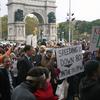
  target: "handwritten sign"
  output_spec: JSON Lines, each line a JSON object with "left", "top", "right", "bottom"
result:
{"left": 90, "top": 26, "right": 100, "bottom": 52}
{"left": 56, "top": 45, "right": 84, "bottom": 79}
{"left": 26, "top": 35, "right": 37, "bottom": 48}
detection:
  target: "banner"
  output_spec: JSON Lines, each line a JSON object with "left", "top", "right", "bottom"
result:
{"left": 97, "top": 35, "right": 100, "bottom": 48}
{"left": 56, "top": 45, "right": 84, "bottom": 79}
{"left": 90, "top": 26, "right": 100, "bottom": 52}
{"left": 26, "top": 35, "right": 37, "bottom": 48}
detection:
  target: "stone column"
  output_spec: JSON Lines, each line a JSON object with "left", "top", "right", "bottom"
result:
{"left": 48, "top": 23, "right": 57, "bottom": 41}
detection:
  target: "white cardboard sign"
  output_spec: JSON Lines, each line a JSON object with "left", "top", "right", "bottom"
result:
{"left": 56, "top": 45, "right": 84, "bottom": 79}
{"left": 90, "top": 26, "right": 100, "bottom": 52}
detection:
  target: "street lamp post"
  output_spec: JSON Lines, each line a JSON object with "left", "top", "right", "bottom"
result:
{"left": 67, "top": 0, "right": 75, "bottom": 45}
{"left": 68, "top": 0, "right": 71, "bottom": 45}
{"left": 40, "top": 29, "right": 43, "bottom": 41}
{"left": 62, "top": 31, "right": 64, "bottom": 41}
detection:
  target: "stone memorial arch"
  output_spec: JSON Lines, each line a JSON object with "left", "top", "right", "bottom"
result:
{"left": 7, "top": 0, "right": 57, "bottom": 41}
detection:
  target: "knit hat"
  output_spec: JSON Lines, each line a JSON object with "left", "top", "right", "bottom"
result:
{"left": 26, "top": 67, "right": 46, "bottom": 81}
{"left": 84, "top": 60, "right": 100, "bottom": 76}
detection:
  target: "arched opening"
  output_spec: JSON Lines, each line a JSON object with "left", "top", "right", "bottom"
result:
{"left": 24, "top": 12, "right": 44, "bottom": 42}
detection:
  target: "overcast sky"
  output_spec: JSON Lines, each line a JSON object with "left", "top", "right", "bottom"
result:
{"left": 0, "top": 0, "right": 100, "bottom": 23}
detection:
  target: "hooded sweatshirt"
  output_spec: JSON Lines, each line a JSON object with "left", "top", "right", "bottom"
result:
{"left": 79, "top": 77, "right": 100, "bottom": 100}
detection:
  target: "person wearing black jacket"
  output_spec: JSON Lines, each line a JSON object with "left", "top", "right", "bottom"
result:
{"left": 79, "top": 60, "right": 100, "bottom": 100}
{"left": 17, "top": 45, "right": 34, "bottom": 84}
{"left": 0, "top": 56, "right": 14, "bottom": 100}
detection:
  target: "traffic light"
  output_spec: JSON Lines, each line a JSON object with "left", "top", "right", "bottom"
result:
{"left": 71, "top": 18, "right": 75, "bottom": 21}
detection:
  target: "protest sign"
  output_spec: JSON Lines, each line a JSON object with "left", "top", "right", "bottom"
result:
{"left": 56, "top": 45, "right": 84, "bottom": 79}
{"left": 97, "top": 35, "right": 100, "bottom": 48}
{"left": 26, "top": 35, "right": 37, "bottom": 48}
{"left": 90, "top": 26, "right": 100, "bottom": 52}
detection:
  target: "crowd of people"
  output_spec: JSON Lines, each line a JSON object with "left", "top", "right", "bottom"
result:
{"left": 0, "top": 40, "right": 99, "bottom": 100}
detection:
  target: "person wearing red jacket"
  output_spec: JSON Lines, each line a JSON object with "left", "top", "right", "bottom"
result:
{"left": 33, "top": 67, "right": 58, "bottom": 100}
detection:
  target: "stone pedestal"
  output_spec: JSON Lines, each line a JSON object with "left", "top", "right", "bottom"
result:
{"left": 8, "top": 22, "right": 26, "bottom": 42}
{"left": 48, "top": 23, "right": 57, "bottom": 41}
